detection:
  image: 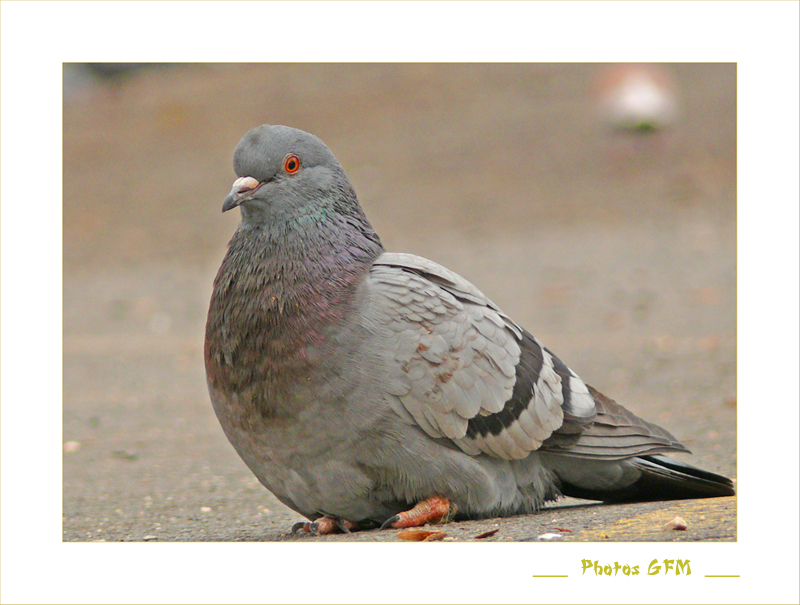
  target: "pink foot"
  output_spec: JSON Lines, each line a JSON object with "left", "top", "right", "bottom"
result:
{"left": 291, "top": 516, "right": 359, "bottom": 535}
{"left": 380, "top": 496, "right": 454, "bottom": 529}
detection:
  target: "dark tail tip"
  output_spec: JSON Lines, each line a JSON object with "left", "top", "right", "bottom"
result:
{"left": 632, "top": 454, "right": 735, "bottom": 499}
{"left": 559, "top": 454, "right": 735, "bottom": 503}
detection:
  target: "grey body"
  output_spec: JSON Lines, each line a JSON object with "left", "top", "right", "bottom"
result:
{"left": 205, "top": 125, "right": 734, "bottom": 526}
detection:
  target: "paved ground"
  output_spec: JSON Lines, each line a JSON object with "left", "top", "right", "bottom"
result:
{"left": 63, "top": 63, "right": 736, "bottom": 542}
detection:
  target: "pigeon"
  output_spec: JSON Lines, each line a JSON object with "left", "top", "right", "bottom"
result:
{"left": 204, "top": 124, "right": 735, "bottom": 535}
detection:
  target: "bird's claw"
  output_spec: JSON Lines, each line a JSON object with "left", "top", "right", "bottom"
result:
{"left": 334, "top": 518, "right": 352, "bottom": 534}
{"left": 291, "top": 516, "right": 357, "bottom": 535}
{"left": 380, "top": 496, "right": 453, "bottom": 530}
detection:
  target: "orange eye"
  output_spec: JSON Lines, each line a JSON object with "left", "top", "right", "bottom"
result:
{"left": 283, "top": 154, "right": 300, "bottom": 174}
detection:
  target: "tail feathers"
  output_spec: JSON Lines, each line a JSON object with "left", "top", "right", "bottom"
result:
{"left": 631, "top": 454, "right": 735, "bottom": 500}
{"left": 553, "top": 454, "right": 735, "bottom": 503}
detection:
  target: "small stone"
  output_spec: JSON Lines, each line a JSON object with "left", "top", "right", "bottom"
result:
{"left": 537, "top": 532, "right": 563, "bottom": 541}
{"left": 63, "top": 441, "right": 81, "bottom": 453}
{"left": 663, "top": 516, "right": 688, "bottom": 531}
{"left": 200, "top": 506, "right": 212, "bottom": 513}
{"left": 143, "top": 535, "right": 158, "bottom": 541}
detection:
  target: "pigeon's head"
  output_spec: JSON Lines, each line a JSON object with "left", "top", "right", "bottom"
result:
{"left": 222, "top": 124, "right": 351, "bottom": 223}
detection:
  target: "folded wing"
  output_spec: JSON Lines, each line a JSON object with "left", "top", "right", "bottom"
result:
{"left": 368, "top": 252, "right": 600, "bottom": 460}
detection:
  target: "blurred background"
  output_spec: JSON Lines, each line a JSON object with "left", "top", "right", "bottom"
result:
{"left": 63, "top": 63, "right": 736, "bottom": 541}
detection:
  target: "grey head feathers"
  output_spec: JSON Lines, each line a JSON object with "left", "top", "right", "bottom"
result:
{"left": 232, "top": 124, "right": 338, "bottom": 183}
{"left": 222, "top": 125, "right": 370, "bottom": 233}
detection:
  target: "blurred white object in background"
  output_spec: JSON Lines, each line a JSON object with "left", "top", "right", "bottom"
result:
{"left": 594, "top": 64, "right": 680, "bottom": 132}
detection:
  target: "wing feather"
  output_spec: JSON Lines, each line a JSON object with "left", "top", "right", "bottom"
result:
{"left": 366, "top": 251, "right": 692, "bottom": 465}
{"left": 368, "top": 253, "right": 587, "bottom": 459}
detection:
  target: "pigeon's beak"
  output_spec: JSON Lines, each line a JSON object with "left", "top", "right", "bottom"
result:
{"left": 222, "top": 176, "right": 264, "bottom": 213}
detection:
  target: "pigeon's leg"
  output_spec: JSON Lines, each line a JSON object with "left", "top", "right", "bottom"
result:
{"left": 380, "top": 496, "right": 454, "bottom": 530}
{"left": 291, "top": 516, "right": 359, "bottom": 535}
